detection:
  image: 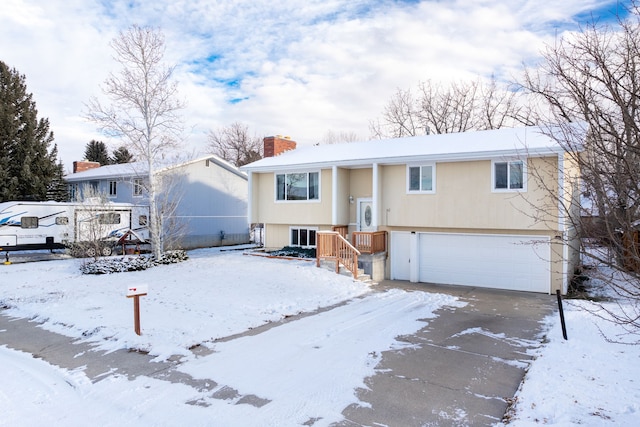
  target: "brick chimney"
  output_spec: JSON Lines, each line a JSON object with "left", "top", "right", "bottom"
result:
{"left": 73, "top": 160, "right": 101, "bottom": 173}
{"left": 263, "top": 135, "right": 296, "bottom": 157}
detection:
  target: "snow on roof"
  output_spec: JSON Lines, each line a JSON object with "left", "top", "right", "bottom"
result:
{"left": 65, "top": 162, "right": 147, "bottom": 181}
{"left": 242, "top": 125, "right": 583, "bottom": 172}
{"left": 65, "top": 155, "right": 247, "bottom": 181}
{"left": 158, "top": 154, "right": 247, "bottom": 180}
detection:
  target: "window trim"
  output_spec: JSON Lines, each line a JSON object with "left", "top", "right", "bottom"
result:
{"left": 133, "top": 179, "right": 144, "bottom": 197}
{"left": 289, "top": 226, "right": 318, "bottom": 248}
{"left": 274, "top": 171, "right": 321, "bottom": 202}
{"left": 492, "top": 158, "right": 527, "bottom": 192}
{"left": 108, "top": 180, "right": 117, "bottom": 197}
{"left": 406, "top": 163, "right": 436, "bottom": 194}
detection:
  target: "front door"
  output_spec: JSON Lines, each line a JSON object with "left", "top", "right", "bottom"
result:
{"left": 358, "top": 199, "right": 375, "bottom": 232}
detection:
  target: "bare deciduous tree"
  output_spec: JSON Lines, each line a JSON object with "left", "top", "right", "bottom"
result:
{"left": 520, "top": 3, "right": 640, "bottom": 337}
{"left": 70, "top": 185, "right": 117, "bottom": 259}
{"left": 86, "top": 25, "right": 185, "bottom": 259}
{"left": 315, "top": 130, "right": 362, "bottom": 145}
{"left": 207, "top": 122, "right": 263, "bottom": 167}
{"left": 369, "top": 77, "right": 532, "bottom": 139}
{"left": 369, "top": 88, "right": 420, "bottom": 138}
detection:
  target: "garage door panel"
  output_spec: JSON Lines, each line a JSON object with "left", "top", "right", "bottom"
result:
{"left": 391, "top": 232, "right": 411, "bottom": 281}
{"left": 418, "top": 233, "right": 550, "bottom": 293}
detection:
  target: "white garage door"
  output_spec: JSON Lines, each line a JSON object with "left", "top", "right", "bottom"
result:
{"left": 418, "top": 233, "right": 550, "bottom": 293}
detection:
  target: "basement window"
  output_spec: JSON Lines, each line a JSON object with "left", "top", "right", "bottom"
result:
{"left": 290, "top": 227, "right": 318, "bottom": 247}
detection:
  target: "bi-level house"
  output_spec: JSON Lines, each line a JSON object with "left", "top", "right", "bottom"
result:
{"left": 66, "top": 155, "right": 250, "bottom": 249}
{"left": 241, "top": 127, "right": 583, "bottom": 294}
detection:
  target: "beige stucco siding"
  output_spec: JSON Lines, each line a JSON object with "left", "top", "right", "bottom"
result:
{"left": 335, "top": 167, "right": 350, "bottom": 225}
{"left": 264, "top": 223, "right": 334, "bottom": 250}
{"left": 347, "top": 168, "right": 373, "bottom": 227}
{"left": 378, "top": 158, "right": 559, "bottom": 231}
{"left": 562, "top": 152, "right": 583, "bottom": 284}
{"left": 252, "top": 170, "right": 333, "bottom": 225}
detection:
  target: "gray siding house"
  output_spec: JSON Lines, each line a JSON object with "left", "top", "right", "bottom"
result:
{"left": 66, "top": 156, "right": 249, "bottom": 249}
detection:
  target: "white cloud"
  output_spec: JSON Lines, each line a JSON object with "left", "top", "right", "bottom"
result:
{"left": 0, "top": 0, "right": 624, "bottom": 168}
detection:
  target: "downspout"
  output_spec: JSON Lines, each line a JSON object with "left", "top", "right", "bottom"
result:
{"left": 332, "top": 166, "right": 338, "bottom": 226}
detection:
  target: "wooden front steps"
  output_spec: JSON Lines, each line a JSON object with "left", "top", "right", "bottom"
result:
{"left": 318, "top": 259, "right": 377, "bottom": 285}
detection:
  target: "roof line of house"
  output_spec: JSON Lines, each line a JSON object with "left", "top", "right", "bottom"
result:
{"left": 66, "top": 154, "right": 247, "bottom": 181}
{"left": 241, "top": 145, "right": 567, "bottom": 172}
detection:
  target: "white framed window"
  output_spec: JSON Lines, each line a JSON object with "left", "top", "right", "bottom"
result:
{"left": 407, "top": 164, "right": 436, "bottom": 193}
{"left": 109, "top": 181, "right": 117, "bottom": 197}
{"left": 492, "top": 159, "right": 526, "bottom": 191}
{"left": 69, "top": 183, "right": 78, "bottom": 201}
{"left": 275, "top": 172, "right": 320, "bottom": 201}
{"left": 133, "top": 179, "right": 144, "bottom": 197}
{"left": 290, "top": 226, "right": 318, "bottom": 247}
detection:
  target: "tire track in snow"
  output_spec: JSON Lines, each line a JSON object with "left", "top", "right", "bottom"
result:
{"left": 179, "top": 289, "right": 463, "bottom": 426}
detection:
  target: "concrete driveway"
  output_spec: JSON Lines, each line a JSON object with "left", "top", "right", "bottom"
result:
{"left": 338, "top": 281, "right": 557, "bottom": 426}
{"left": 1, "top": 280, "right": 556, "bottom": 426}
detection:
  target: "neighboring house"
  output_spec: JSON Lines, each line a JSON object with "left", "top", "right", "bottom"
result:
{"left": 66, "top": 156, "right": 249, "bottom": 249}
{"left": 241, "top": 128, "right": 583, "bottom": 294}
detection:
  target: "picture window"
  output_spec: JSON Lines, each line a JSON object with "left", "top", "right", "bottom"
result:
{"left": 276, "top": 172, "right": 319, "bottom": 201}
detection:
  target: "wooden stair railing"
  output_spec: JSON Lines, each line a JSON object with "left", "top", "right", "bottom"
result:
{"left": 352, "top": 231, "right": 387, "bottom": 254}
{"left": 316, "top": 231, "right": 361, "bottom": 279}
{"left": 332, "top": 225, "right": 348, "bottom": 238}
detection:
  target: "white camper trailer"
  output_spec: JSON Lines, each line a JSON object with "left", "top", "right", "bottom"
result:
{"left": 0, "top": 200, "right": 149, "bottom": 256}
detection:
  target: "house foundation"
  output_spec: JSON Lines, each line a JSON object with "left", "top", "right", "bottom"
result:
{"left": 358, "top": 252, "right": 387, "bottom": 282}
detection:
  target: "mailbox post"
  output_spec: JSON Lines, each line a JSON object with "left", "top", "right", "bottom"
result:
{"left": 126, "top": 284, "right": 148, "bottom": 335}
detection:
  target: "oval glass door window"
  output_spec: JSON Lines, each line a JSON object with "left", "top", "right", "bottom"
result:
{"left": 364, "top": 205, "right": 372, "bottom": 227}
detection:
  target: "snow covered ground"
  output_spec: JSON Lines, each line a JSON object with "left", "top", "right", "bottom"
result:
{"left": 500, "top": 266, "right": 640, "bottom": 426}
{"left": 1, "top": 247, "right": 639, "bottom": 426}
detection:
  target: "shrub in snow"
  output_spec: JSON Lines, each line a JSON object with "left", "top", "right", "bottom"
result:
{"left": 269, "top": 246, "right": 316, "bottom": 259}
{"left": 153, "top": 250, "right": 188, "bottom": 264}
{"left": 80, "top": 250, "right": 188, "bottom": 275}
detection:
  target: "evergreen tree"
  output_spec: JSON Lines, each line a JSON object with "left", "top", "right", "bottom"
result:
{"left": 0, "top": 61, "right": 58, "bottom": 202}
{"left": 83, "top": 140, "right": 111, "bottom": 165}
{"left": 46, "top": 160, "right": 68, "bottom": 201}
{"left": 111, "top": 145, "right": 134, "bottom": 163}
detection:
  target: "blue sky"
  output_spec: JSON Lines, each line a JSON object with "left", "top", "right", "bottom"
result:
{"left": 0, "top": 0, "right": 630, "bottom": 169}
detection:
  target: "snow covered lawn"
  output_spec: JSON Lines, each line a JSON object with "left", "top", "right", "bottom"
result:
{"left": 1, "top": 249, "right": 374, "bottom": 360}
{"left": 501, "top": 268, "right": 640, "bottom": 426}
{"left": 2, "top": 248, "right": 639, "bottom": 426}
{"left": 0, "top": 248, "right": 461, "bottom": 426}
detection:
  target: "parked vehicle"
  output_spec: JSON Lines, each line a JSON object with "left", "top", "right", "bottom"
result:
{"left": 0, "top": 200, "right": 149, "bottom": 257}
